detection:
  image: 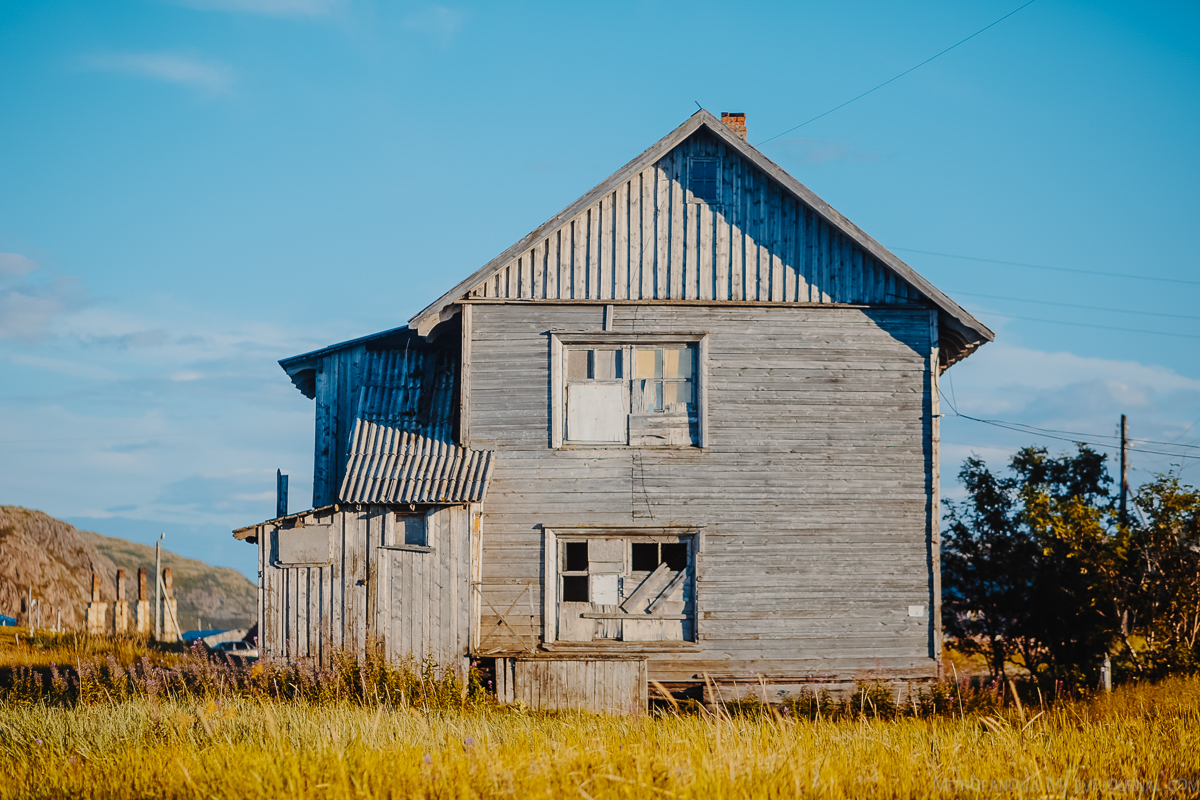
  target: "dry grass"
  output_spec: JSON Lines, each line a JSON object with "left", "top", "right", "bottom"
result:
{"left": 0, "top": 628, "right": 183, "bottom": 671}
{"left": 2, "top": 677, "right": 1199, "bottom": 798}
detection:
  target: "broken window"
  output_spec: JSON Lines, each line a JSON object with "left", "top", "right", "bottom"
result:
{"left": 563, "top": 343, "right": 698, "bottom": 447}
{"left": 553, "top": 534, "right": 696, "bottom": 643}
{"left": 688, "top": 157, "right": 720, "bottom": 204}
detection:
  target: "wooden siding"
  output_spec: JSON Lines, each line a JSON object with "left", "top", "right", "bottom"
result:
{"left": 495, "top": 656, "right": 647, "bottom": 714}
{"left": 468, "top": 303, "right": 938, "bottom": 683}
{"left": 377, "top": 505, "right": 471, "bottom": 668}
{"left": 257, "top": 505, "right": 471, "bottom": 670}
{"left": 466, "top": 130, "right": 919, "bottom": 308}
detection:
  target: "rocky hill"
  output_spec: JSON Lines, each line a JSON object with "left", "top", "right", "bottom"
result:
{"left": 0, "top": 506, "right": 255, "bottom": 631}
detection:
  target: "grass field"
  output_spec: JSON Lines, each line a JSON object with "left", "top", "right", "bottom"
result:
{"left": 2, "top": 629, "right": 1199, "bottom": 798}
{"left": 2, "top": 675, "right": 1200, "bottom": 797}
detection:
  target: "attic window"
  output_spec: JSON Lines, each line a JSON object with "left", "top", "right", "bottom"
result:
{"left": 688, "top": 158, "right": 721, "bottom": 204}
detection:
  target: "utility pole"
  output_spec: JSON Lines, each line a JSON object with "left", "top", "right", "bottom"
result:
{"left": 1120, "top": 415, "right": 1129, "bottom": 528}
{"left": 154, "top": 532, "right": 164, "bottom": 640}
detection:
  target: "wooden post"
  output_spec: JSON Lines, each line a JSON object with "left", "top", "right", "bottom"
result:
{"left": 1119, "top": 415, "right": 1129, "bottom": 528}
{"left": 276, "top": 470, "right": 289, "bottom": 519}
{"left": 154, "top": 534, "right": 163, "bottom": 640}
{"left": 113, "top": 569, "right": 130, "bottom": 635}
{"left": 135, "top": 567, "right": 152, "bottom": 635}
{"left": 1102, "top": 654, "right": 1112, "bottom": 692}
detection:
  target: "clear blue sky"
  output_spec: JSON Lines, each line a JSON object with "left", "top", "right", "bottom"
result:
{"left": 2, "top": 0, "right": 1198, "bottom": 578}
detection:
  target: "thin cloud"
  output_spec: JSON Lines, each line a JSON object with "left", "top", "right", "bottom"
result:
{"left": 0, "top": 253, "right": 38, "bottom": 277}
{"left": 84, "top": 52, "right": 234, "bottom": 94}
{"left": 403, "top": 5, "right": 466, "bottom": 46}
{"left": 166, "top": 0, "right": 342, "bottom": 16}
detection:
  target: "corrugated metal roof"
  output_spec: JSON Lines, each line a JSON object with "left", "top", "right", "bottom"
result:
{"left": 357, "top": 348, "right": 456, "bottom": 443}
{"left": 339, "top": 421, "right": 493, "bottom": 504}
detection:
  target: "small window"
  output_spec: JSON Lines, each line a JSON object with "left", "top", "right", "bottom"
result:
{"left": 396, "top": 514, "right": 426, "bottom": 546}
{"left": 561, "top": 540, "right": 590, "bottom": 602}
{"left": 688, "top": 158, "right": 721, "bottom": 204}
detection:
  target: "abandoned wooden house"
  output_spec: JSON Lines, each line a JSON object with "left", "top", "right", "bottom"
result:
{"left": 234, "top": 110, "right": 993, "bottom": 713}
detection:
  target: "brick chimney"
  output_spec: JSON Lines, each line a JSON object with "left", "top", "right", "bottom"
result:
{"left": 721, "top": 112, "right": 746, "bottom": 141}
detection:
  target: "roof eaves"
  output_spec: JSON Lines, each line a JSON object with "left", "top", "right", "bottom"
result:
{"left": 278, "top": 324, "right": 414, "bottom": 373}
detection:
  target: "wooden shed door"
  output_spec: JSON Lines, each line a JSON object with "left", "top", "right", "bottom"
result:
{"left": 376, "top": 507, "right": 471, "bottom": 669}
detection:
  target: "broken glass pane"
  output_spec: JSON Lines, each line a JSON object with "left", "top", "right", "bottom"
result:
{"left": 631, "top": 542, "right": 658, "bottom": 572}
{"left": 564, "top": 541, "right": 588, "bottom": 572}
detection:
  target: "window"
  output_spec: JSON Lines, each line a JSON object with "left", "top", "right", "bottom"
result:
{"left": 553, "top": 334, "right": 707, "bottom": 448}
{"left": 390, "top": 513, "right": 427, "bottom": 547}
{"left": 544, "top": 529, "right": 700, "bottom": 644}
{"left": 688, "top": 157, "right": 721, "bottom": 204}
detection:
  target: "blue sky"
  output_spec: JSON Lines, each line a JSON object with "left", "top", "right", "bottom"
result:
{"left": 2, "top": 0, "right": 1198, "bottom": 578}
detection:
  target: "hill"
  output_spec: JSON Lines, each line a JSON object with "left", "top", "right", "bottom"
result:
{"left": 0, "top": 506, "right": 255, "bottom": 631}
{"left": 82, "top": 530, "right": 256, "bottom": 631}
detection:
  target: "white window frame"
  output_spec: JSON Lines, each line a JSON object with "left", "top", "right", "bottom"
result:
{"left": 550, "top": 332, "right": 709, "bottom": 449}
{"left": 686, "top": 157, "right": 722, "bottom": 205}
{"left": 542, "top": 526, "right": 704, "bottom": 645}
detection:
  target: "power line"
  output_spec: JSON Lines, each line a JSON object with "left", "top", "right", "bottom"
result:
{"left": 896, "top": 247, "right": 1200, "bottom": 287}
{"left": 951, "top": 415, "right": 1200, "bottom": 451}
{"left": 757, "top": 0, "right": 1039, "bottom": 145}
{"left": 944, "top": 411, "right": 1200, "bottom": 460}
{"left": 984, "top": 311, "right": 1200, "bottom": 340}
{"left": 949, "top": 290, "right": 1200, "bottom": 322}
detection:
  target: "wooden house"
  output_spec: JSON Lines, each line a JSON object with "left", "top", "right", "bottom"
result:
{"left": 234, "top": 110, "right": 992, "bottom": 712}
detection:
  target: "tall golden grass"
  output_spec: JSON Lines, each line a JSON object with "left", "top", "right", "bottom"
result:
{"left": 2, "top": 676, "right": 1199, "bottom": 798}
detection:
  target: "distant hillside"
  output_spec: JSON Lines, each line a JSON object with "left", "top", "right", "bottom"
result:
{"left": 0, "top": 506, "right": 255, "bottom": 631}
{"left": 82, "top": 531, "right": 255, "bottom": 631}
{"left": 0, "top": 506, "right": 117, "bottom": 629}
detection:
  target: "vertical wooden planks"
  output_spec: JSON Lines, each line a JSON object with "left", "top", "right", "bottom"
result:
{"left": 669, "top": 152, "right": 684, "bottom": 299}
{"left": 628, "top": 174, "right": 644, "bottom": 299}
{"left": 730, "top": 155, "right": 744, "bottom": 301}
{"left": 768, "top": 187, "right": 783, "bottom": 302}
{"left": 698, "top": 197, "right": 713, "bottom": 301}
{"left": 643, "top": 165, "right": 662, "bottom": 299}
{"left": 571, "top": 218, "right": 584, "bottom": 300}
{"left": 600, "top": 194, "right": 613, "bottom": 300}
{"left": 614, "top": 184, "right": 629, "bottom": 300}
{"left": 654, "top": 160, "right": 669, "bottom": 301}
{"left": 782, "top": 197, "right": 796, "bottom": 302}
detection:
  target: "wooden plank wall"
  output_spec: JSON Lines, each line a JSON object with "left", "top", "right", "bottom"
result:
{"left": 466, "top": 130, "right": 919, "bottom": 307}
{"left": 469, "top": 303, "right": 937, "bottom": 682}
{"left": 496, "top": 657, "right": 648, "bottom": 714}
{"left": 258, "top": 505, "right": 470, "bottom": 669}
{"left": 379, "top": 506, "right": 471, "bottom": 670}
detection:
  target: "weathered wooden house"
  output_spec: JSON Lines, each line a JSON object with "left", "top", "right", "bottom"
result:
{"left": 234, "top": 110, "right": 992, "bottom": 712}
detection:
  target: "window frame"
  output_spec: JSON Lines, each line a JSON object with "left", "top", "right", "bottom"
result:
{"left": 550, "top": 332, "right": 709, "bottom": 450}
{"left": 686, "top": 157, "right": 722, "bottom": 205}
{"left": 542, "top": 526, "right": 704, "bottom": 646}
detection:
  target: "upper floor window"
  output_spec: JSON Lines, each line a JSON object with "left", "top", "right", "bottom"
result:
{"left": 551, "top": 334, "right": 708, "bottom": 448}
{"left": 688, "top": 157, "right": 721, "bottom": 204}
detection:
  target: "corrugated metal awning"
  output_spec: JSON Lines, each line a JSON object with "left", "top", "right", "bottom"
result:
{"left": 339, "top": 421, "right": 494, "bottom": 504}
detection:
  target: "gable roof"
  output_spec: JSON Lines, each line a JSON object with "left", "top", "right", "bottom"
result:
{"left": 409, "top": 109, "right": 992, "bottom": 367}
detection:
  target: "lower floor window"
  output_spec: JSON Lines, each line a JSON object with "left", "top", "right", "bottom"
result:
{"left": 551, "top": 532, "right": 696, "bottom": 643}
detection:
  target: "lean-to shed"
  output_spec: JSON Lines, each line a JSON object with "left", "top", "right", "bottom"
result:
{"left": 235, "top": 110, "right": 992, "bottom": 712}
